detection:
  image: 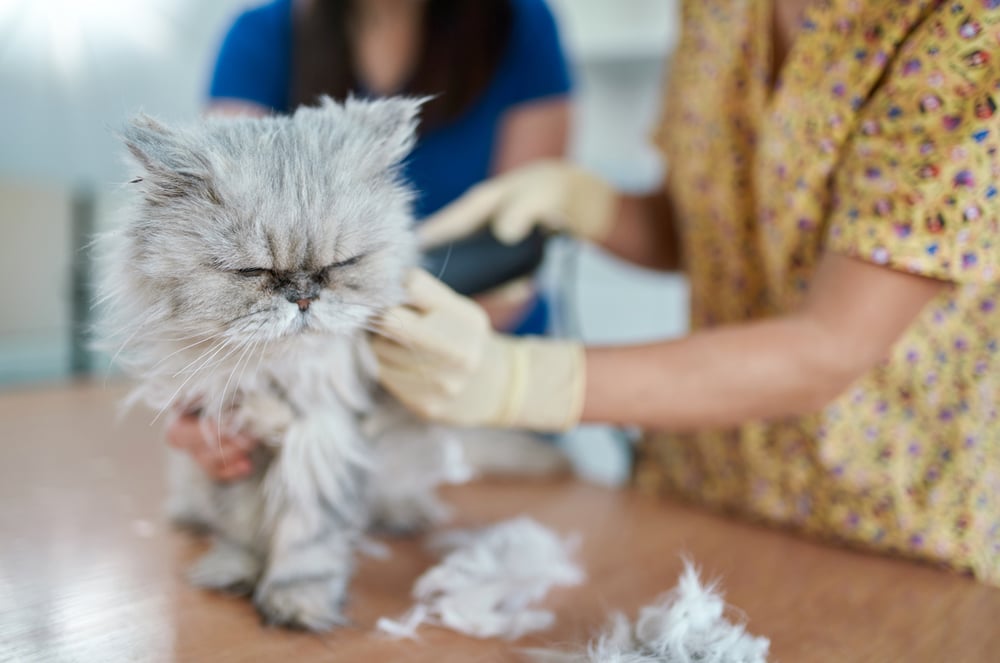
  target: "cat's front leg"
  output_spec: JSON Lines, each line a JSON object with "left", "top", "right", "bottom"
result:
{"left": 165, "top": 447, "right": 217, "bottom": 532}
{"left": 250, "top": 398, "right": 371, "bottom": 630}
{"left": 253, "top": 494, "right": 358, "bottom": 631}
{"left": 186, "top": 448, "right": 273, "bottom": 595}
{"left": 188, "top": 537, "right": 262, "bottom": 596}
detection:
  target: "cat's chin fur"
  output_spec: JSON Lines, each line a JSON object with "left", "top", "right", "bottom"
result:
{"left": 98, "top": 95, "right": 568, "bottom": 631}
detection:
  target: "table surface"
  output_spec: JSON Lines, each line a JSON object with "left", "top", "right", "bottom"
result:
{"left": 2, "top": 381, "right": 999, "bottom": 663}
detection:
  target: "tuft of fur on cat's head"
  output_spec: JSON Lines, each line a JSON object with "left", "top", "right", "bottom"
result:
{"left": 99, "top": 96, "right": 422, "bottom": 398}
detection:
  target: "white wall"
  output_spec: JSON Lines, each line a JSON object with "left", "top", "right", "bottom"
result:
{"left": 0, "top": 0, "right": 248, "bottom": 187}
{"left": 0, "top": 181, "right": 73, "bottom": 384}
{"left": 0, "top": 0, "right": 251, "bottom": 387}
{"left": 549, "top": 0, "right": 679, "bottom": 190}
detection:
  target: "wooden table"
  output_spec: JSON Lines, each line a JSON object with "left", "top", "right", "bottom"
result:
{"left": 2, "top": 382, "right": 999, "bottom": 662}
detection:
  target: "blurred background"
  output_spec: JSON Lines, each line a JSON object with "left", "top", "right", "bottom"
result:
{"left": 0, "top": 0, "right": 686, "bottom": 482}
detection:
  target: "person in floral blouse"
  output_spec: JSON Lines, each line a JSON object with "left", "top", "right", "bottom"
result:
{"left": 283, "top": 1, "right": 1000, "bottom": 584}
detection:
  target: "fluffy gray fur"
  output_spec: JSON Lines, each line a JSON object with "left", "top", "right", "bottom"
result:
{"left": 99, "top": 94, "right": 571, "bottom": 631}
{"left": 525, "top": 562, "right": 770, "bottom": 663}
{"left": 99, "top": 96, "right": 425, "bottom": 630}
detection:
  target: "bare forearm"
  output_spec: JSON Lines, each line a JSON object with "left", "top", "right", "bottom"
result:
{"left": 581, "top": 314, "right": 853, "bottom": 431}
{"left": 579, "top": 253, "right": 946, "bottom": 431}
{"left": 598, "top": 190, "right": 680, "bottom": 271}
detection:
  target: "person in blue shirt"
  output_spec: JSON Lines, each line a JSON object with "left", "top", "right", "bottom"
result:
{"left": 168, "top": 0, "right": 572, "bottom": 480}
{"left": 209, "top": 0, "right": 571, "bottom": 336}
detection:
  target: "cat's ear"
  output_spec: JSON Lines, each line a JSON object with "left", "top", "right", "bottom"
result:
{"left": 339, "top": 95, "right": 428, "bottom": 168}
{"left": 120, "top": 114, "right": 220, "bottom": 203}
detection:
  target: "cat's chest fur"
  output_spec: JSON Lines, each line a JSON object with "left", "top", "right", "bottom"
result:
{"left": 195, "top": 332, "right": 377, "bottom": 446}
{"left": 105, "top": 96, "right": 429, "bottom": 630}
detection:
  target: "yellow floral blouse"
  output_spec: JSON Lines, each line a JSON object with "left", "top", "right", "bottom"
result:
{"left": 635, "top": 0, "right": 1000, "bottom": 585}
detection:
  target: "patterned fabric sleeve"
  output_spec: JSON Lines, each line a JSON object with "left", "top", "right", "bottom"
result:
{"left": 826, "top": 11, "right": 1000, "bottom": 283}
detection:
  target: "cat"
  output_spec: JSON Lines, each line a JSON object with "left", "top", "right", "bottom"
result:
{"left": 98, "top": 96, "right": 568, "bottom": 631}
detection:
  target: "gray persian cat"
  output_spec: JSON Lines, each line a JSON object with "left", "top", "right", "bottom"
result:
{"left": 99, "top": 96, "right": 566, "bottom": 631}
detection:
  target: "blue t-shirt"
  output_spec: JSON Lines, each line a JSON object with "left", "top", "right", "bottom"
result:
{"left": 208, "top": 0, "right": 570, "bottom": 333}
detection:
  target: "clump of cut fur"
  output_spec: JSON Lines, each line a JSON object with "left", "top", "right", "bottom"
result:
{"left": 524, "top": 561, "right": 770, "bottom": 663}
{"left": 377, "top": 517, "right": 585, "bottom": 640}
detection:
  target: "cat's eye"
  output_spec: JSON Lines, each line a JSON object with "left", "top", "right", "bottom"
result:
{"left": 326, "top": 255, "right": 363, "bottom": 270}
{"left": 236, "top": 268, "right": 270, "bottom": 278}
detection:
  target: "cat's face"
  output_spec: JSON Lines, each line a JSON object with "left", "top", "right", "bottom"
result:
{"left": 116, "top": 97, "right": 421, "bottom": 346}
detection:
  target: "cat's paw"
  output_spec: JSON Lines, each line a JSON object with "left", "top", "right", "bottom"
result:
{"left": 253, "top": 575, "right": 350, "bottom": 631}
{"left": 188, "top": 541, "right": 262, "bottom": 596}
{"left": 167, "top": 505, "right": 214, "bottom": 534}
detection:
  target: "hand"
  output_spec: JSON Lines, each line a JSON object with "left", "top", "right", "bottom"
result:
{"left": 371, "top": 269, "right": 586, "bottom": 432}
{"left": 417, "top": 160, "right": 618, "bottom": 249}
{"left": 166, "top": 411, "right": 257, "bottom": 481}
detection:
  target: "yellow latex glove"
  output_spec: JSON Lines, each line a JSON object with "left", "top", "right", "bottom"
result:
{"left": 417, "top": 160, "right": 618, "bottom": 249}
{"left": 372, "top": 269, "right": 585, "bottom": 432}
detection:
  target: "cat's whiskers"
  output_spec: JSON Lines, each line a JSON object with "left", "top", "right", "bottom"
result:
{"left": 223, "top": 306, "right": 279, "bottom": 328}
{"left": 135, "top": 330, "right": 222, "bottom": 344}
{"left": 172, "top": 338, "right": 231, "bottom": 379}
{"left": 433, "top": 242, "right": 453, "bottom": 282}
{"left": 150, "top": 338, "right": 242, "bottom": 425}
{"left": 238, "top": 336, "right": 265, "bottom": 392}
{"left": 105, "top": 307, "right": 172, "bottom": 370}
{"left": 91, "top": 287, "right": 117, "bottom": 310}
{"left": 250, "top": 332, "right": 272, "bottom": 383}
{"left": 148, "top": 333, "right": 222, "bottom": 372}
{"left": 104, "top": 316, "right": 217, "bottom": 387}
{"left": 215, "top": 319, "right": 269, "bottom": 447}
{"left": 224, "top": 334, "right": 267, "bottom": 451}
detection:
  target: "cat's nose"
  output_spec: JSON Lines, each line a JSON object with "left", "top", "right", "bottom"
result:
{"left": 286, "top": 291, "right": 318, "bottom": 311}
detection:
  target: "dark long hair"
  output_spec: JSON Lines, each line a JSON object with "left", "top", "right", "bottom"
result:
{"left": 293, "top": 0, "right": 514, "bottom": 131}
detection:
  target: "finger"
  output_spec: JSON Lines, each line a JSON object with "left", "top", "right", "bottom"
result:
{"left": 404, "top": 268, "right": 459, "bottom": 309}
{"left": 228, "top": 432, "right": 258, "bottom": 451}
{"left": 371, "top": 337, "right": 441, "bottom": 375}
{"left": 165, "top": 427, "right": 186, "bottom": 449}
{"left": 492, "top": 193, "right": 547, "bottom": 245}
{"left": 371, "top": 335, "right": 462, "bottom": 383}
{"left": 405, "top": 269, "right": 488, "bottom": 331}
{"left": 167, "top": 418, "right": 204, "bottom": 451}
{"left": 216, "top": 435, "right": 248, "bottom": 457}
{"left": 189, "top": 444, "right": 222, "bottom": 474}
{"left": 195, "top": 417, "right": 223, "bottom": 448}
{"left": 375, "top": 306, "right": 428, "bottom": 345}
{"left": 199, "top": 443, "right": 248, "bottom": 473}
{"left": 214, "top": 457, "right": 254, "bottom": 481}
{"left": 417, "top": 180, "right": 509, "bottom": 249}
{"left": 192, "top": 429, "right": 242, "bottom": 460}
{"left": 376, "top": 366, "right": 446, "bottom": 414}
{"left": 376, "top": 309, "right": 486, "bottom": 371}
{"left": 370, "top": 337, "right": 410, "bottom": 370}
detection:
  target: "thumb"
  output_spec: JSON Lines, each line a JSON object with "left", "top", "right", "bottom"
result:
{"left": 417, "top": 179, "right": 509, "bottom": 249}
{"left": 491, "top": 191, "right": 551, "bottom": 245}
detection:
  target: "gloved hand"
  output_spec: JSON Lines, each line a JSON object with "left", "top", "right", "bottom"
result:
{"left": 417, "top": 160, "right": 619, "bottom": 249}
{"left": 371, "top": 269, "right": 586, "bottom": 432}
